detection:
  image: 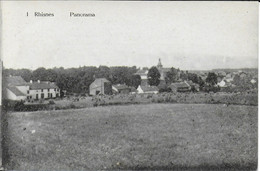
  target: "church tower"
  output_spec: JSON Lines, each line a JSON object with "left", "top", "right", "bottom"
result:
{"left": 157, "top": 58, "right": 163, "bottom": 70}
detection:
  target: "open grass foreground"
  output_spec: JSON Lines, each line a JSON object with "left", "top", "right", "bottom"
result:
{"left": 4, "top": 104, "right": 257, "bottom": 170}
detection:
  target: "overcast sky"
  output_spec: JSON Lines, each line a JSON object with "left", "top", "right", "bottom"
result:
{"left": 1, "top": 1, "right": 258, "bottom": 70}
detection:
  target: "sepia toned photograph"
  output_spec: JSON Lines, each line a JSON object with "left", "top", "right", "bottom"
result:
{"left": 1, "top": 1, "right": 258, "bottom": 170}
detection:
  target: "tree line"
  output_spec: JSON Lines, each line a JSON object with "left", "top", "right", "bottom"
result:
{"left": 3, "top": 66, "right": 141, "bottom": 94}
{"left": 4, "top": 65, "right": 223, "bottom": 94}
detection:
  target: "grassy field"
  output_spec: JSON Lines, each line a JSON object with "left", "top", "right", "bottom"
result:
{"left": 4, "top": 104, "right": 257, "bottom": 170}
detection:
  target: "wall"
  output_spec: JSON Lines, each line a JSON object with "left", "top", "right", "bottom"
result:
{"left": 6, "top": 88, "right": 26, "bottom": 101}
{"left": 29, "top": 88, "right": 59, "bottom": 100}
{"left": 16, "top": 85, "right": 29, "bottom": 95}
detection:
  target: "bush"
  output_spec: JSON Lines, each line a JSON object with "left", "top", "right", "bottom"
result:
{"left": 49, "top": 100, "right": 55, "bottom": 105}
{"left": 2, "top": 99, "right": 25, "bottom": 111}
{"left": 70, "top": 104, "right": 76, "bottom": 109}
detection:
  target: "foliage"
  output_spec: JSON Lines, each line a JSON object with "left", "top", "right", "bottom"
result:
{"left": 147, "top": 66, "right": 161, "bottom": 86}
{"left": 4, "top": 66, "right": 138, "bottom": 94}
{"left": 165, "top": 67, "right": 179, "bottom": 84}
{"left": 128, "top": 75, "right": 141, "bottom": 89}
{"left": 206, "top": 72, "right": 218, "bottom": 86}
{"left": 179, "top": 71, "right": 188, "bottom": 81}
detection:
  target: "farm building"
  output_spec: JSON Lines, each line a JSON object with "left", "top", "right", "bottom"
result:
{"left": 89, "top": 78, "right": 112, "bottom": 96}
{"left": 28, "top": 80, "right": 60, "bottom": 100}
{"left": 4, "top": 76, "right": 29, "bottom": 101}
{"left": 137, "top": 85, "right": 159, "bottom": 94}
{"left": 112, "top": 84, "right": 131, "bottom": 94}
{"left": 168, "top": 82, "right": 191, "bottom": 93}
{"left": 4, "top": 76, "right": 60, "bottom": 101}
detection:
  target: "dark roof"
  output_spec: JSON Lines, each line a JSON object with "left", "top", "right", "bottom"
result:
{"left": 94, "top": 78, "right": 110, "bottom": 83}
{"left": 91, "top": 78, "right": 111, "bottom": 88}
{"left": 135, "top": 69, "right": 148, "bottom": 76}
{"left": 113, "top": 84, "right": 130, "bottom": 90}
{"left": 169, "top": 82, "right": 190, "bottom": 89}
{"left": 6, "top": 76, "right": 28, "bottom": 86}
{"left": 29, "top": 82, "right": 59, "bottom": 90}
{"left": 7, "top": 86, "right": 25, "bottom": 96}
{"left": 140, "top": 86, "right": 159, "bottom": 92}
{"left": 130, "top": 87, "right": 138, "bottom": 92}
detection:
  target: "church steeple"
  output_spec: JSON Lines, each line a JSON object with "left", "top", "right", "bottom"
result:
{"left": 157, "top": 58, "right": 163, "bottom": 69}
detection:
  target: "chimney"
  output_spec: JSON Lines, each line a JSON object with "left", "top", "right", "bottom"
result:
{"left": 30, "top": 80, "right": 33, "bottom": 83}
{"left": 37, "top": 80, "right": 40, "bottom": 83}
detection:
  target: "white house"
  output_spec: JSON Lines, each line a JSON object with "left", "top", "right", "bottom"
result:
{"left": 250, "top": 79, "right": 257, "bottom": 84}
{"left": 28, "top": 80, "right": 60, "bottom": 100}
{"left": 217, "top": 80, "right": 226, "bottom": 87}
{"left": 4, "top": 76, "right": 60, "bottom": 101}
{"left": 137, "top": 85, "right": 159, "bottom": 94}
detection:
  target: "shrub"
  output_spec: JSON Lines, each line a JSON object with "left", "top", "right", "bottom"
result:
{"left": 70, "top": 104, "right": 76, "bottom": 109}
{"left": 49, "top": 100, "right": 55, "bottom": 105}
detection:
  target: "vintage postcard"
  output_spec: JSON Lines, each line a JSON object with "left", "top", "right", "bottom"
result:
{"left": 1, "top": 1, "right": 258, "bottom": 170}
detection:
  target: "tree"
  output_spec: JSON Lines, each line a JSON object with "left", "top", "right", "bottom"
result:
{"left": 180, "top": 71, "right": 188, "bottom": 81}
{"left": 206, "top": 72, "right": 218, "bottom": 86}
{"left": 165, "top": 67, "right": 178, "bottom": 84}
{"left": 128, "top": 75, "right": 141, "bottom": 88}
{"left": 95, "top": 66, "right": 110, "bottom": 80}
{"left": 147, "top": 66, "right": 161, "bottom": 86}
{"left": 187, "top": 73, "right": 199, "bottom": 84}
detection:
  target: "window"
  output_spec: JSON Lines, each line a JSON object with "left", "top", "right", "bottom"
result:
{"left": 27, "top": 90, "right": 29, "bottom": 94}
{"left": 54, "top": 88, "right": 56, "bottom": 91}
{"left": 41, "top": 89, "right": 43, "bottom": 92}
{"left": 48, "top": 89, "right": 50, "bottom": 92}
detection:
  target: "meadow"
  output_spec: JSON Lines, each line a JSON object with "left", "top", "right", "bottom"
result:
{"left": 3, "top": 103, "right": 257, "bottom": 170}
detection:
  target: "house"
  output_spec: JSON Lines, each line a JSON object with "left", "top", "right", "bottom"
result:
{"left": 225, "top": 73, "right": 233, "bottom": 82}
{"left": 168, "top": 81, "right": 191, "bottom": 93}
{"left": 250, "top": 79, "right": 257, "bottom": 84}
{"left": 4, "top": 76, "right": 29, "bottom": 101}
{"left": 3, "top": 76, "right": 60, "bottom": 101}
{"left": 217, "top": 80, "right": 226, "bottom": 87}
{"left": 28, "top": 80, "right": 60, "bottom": 100}
{"left": 112, "top": 84, "right": 131, "bottom": 94}
{"left": 89, "top": 78, "right": 112, "bottom": 96}
{"left": 137, "top": 85, "right": 159, "bottom": 94}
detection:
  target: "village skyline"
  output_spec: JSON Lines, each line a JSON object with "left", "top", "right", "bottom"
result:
{"left": 2, "top": 60, "right": 258, "bottom": 71}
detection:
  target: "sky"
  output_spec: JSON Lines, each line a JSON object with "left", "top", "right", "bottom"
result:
{"left": 1, "top": 1, "right": 258, "bottom": 70}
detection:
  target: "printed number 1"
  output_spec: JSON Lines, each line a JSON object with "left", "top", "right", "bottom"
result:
{"left": 27, "top": 12, "right": 28, "bottom": 16}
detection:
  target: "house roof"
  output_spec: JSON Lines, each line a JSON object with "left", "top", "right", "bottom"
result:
{"left": 140, "top": 85, "right": 159, "bottom": 92}
{"left": 29, "top": 82, "right": 59, "bottom": 90}
{"left": 135, "top": 70, "right": 148, "bottom": 76}
{"left": 6, "top": 76, "right": 28, "bottom": 86}
{"left": 130, "top": 87, "right": 138, "bottom": 92}
{"left": 93, "top": 78, "right": 110, "bottom": 84}
{"left": 91, "top": 78, "right": 111, "bottom": 88}
{"left": 7, "top": 86, "right": 25, "bottom": 96}
{"left": 169, "top": 82, "right": 190, "bottom": 89}
{"left": 113, "top": 84, "right": 130, "bottom": 90}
